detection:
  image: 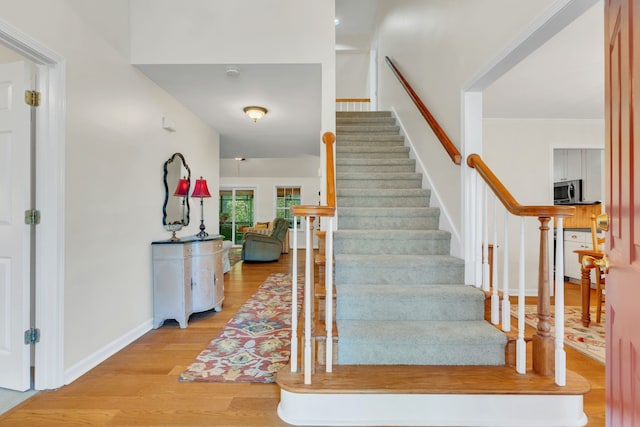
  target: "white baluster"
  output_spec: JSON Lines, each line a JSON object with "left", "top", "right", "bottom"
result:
{"left": 555, "top": 217, "right": 566, "bottom": 386}
{"left": 325, "top": 216, "right": 334, "bottom": 372}
{"left": 501, "top": 209, "right": 511, "bottom": 332}
{"left": 474, "top": 173, "right": 483, "bottom": 287}
{"left": 491, "top": 197, "right": 499, "bottom": 325}
{"left": 290, "top": 215, "right": 298, "bottom": 373}
{"left": 304, "top": 216, "right": 313, "bottom": 384}
{"left": 483, "top": 185, "right": 490, "bottom": 292}
{"left": 516, "top": 218, "right": 526, "bottom": 374}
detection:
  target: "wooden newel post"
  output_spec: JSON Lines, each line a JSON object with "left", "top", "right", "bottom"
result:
{"left": 532, "top": 216, "right": 554, "bottom": 376}
{"left": 322, "top": 132, "right": 336, "bottom": 208}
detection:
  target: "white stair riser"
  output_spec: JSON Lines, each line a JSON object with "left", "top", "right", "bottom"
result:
{"left": 278, "top": 391, "right": 587, "bottom": 427}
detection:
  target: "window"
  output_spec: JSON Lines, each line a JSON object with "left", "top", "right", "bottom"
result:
{"left": 219, "top": 188, "right": 254, "bottom": 244}
{"left": 276, "top": 186, "right": 301, "bottom": 228}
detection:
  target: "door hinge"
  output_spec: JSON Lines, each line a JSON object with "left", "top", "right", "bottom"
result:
{"left": 24, "top": 209, "right": 41, "bottom": 225}
{"left": 24, "top": 90, "right": 41, "bottom": 107}
{"left": 24, "top": 328, "right": 40, "bottom": 345}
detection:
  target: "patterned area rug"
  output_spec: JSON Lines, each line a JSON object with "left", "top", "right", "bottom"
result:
{"left": 179, "top": 272, "right": 303, "bottom": 383}
{"left": 512, "top": 305, "right": 605, "bottom": 364}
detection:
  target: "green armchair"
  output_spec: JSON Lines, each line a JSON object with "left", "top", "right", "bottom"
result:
{"left": 241, "top": 218, "right": 290, "bottom": 262}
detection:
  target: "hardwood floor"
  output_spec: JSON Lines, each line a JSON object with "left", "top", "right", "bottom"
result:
{"left": 0, "top": 251, "right": 605, "bottom": 426}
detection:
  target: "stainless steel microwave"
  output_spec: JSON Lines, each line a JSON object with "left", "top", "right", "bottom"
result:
{"left": 554, "top": 179, "right": 582, "bottom": 204}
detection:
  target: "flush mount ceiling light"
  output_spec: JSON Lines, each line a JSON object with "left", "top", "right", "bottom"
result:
{"left": 243, "top": 106, "right": 268, "bottom": 122}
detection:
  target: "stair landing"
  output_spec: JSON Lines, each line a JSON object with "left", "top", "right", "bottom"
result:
{"left": 277, "top": 365, "right": 590, "bottom": 426}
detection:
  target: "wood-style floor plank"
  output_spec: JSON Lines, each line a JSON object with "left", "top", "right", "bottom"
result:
{"left": 0, "top": 251, "right": 605, "bottom": 426}
{"left": 278, "top": 365, "right": 590, "bottom": 395}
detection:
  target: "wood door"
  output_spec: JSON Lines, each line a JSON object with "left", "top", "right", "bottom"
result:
{"left": 0, "top": 61, "right": 32, "bottom": 391}
{"left": 605, "top": 0, "right": 640, "bottom": 424}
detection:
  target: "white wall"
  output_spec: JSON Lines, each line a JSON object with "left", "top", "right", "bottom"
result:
{"left": 374, "top": 0, "right": 555, "bottom": 238}
{"left": 220, "top": 157, "right": 321, "bottom": 248}
{"left": 220, "top": 157, "right": 320, "bottom": 179}
{"left": 0, "top": 0, "right": 220, "bottom": 375}
{"left": 483, "top": 118, "right": 604, "bottom": 293}
{"left": 336, "top": 52, "right": 370, "bottom": 98}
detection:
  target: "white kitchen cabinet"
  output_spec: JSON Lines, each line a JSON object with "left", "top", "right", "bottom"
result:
{"left": 152, "top": 235, "right": 224, "bottom": 328}
{"left": 563, "top": 230, "right": 595, "bottom": 284}
{"left": 554, "top": 149, "right": 583, "bottom": 182}
{"left": 581, "top": 149, "right": 604, "bottom": 201}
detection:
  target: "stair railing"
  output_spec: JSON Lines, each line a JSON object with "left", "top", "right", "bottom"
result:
{"left": 336, "top": 98, "right": 371, "bottom": 112}
{"left": 290, "top": 132, "right": 336, "bottom": 384}
{"left": 385, "top": 56, "right": 462, "bottom": 165}
{"left": 467, "top": 154, "right": 575, "bottom": 386}
{"left": 386, "top": 55, "right": 576, "bottom": 385}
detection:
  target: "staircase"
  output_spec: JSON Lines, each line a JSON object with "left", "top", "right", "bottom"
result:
{"left": 333, "top": 111, "right": 506, "bottom": 366}
{"left": 276, "top": 112, "right": 590, "bottom": 427}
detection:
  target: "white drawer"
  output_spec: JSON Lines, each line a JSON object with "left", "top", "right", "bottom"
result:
{"left": 564, "top": 230, "right": 590, "bottom": 243}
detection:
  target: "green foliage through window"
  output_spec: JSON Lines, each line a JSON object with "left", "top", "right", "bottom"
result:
{"left": 276, "top": 186, "right": 301, "bottom": 228}
{"left": 219, "top": 189, "right": 254, "bottom": 242}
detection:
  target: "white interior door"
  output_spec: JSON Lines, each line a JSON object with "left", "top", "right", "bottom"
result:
{"left": 0, "top": 61, "right": 33, "bottom": 391}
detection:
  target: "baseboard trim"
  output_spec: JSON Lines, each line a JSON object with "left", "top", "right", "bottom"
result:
{"left": 64, "top": 319, "right": 152, "bottom": 385}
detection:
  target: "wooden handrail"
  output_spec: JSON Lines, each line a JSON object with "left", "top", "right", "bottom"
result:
{"left": 336, "top": 98, "right": 371, "bottom": 103}
{"left": 323, "top": 132, "right": 336, "bottom": 208}
{"left": 467, "top": 154, "right": 575, "bottom": 218}
{"left": 385, "top": 56, "right": 462, "bottom": 165}
{"left": 290, "top": 205, "right": 336, "bottom": 218}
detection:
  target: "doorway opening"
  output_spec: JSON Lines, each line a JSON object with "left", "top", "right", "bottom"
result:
{"left": 219, "top": 188, "right": 255, "bottom": 245}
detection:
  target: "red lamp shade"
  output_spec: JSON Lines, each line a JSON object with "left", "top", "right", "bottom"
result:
{"left": 173, "top": 178, "right": 189, "bottom": 197}
{"left": 191, "top": 177, "right": 211, "bottom": 198}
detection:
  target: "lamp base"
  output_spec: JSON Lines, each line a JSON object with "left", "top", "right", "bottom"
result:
{"left": 196, "top": 220, "right": 208, "bottom": 239}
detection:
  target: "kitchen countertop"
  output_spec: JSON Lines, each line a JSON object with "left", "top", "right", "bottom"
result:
{"left": 555, "top": 201, "right": 602, "bottom": 206}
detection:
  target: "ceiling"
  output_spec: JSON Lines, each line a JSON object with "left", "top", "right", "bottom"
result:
{"left": 137, "top": 63, "right": 321, "bottom": 159}
{"left": 136, "top": 1, "right": 602, "bottom": 160}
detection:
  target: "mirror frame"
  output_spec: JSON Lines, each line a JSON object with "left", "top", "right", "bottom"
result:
{"left": 162, "top": 152, "right": 191, "bottom": 226}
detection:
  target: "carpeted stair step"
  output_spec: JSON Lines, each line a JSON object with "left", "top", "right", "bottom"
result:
{"left": 334, "top": 230, "right": 451, "bottom": 255}
{"left": 337, "top": 319, "right": 507, "bottom": 365}
{"left": 336, "top": 125, "right": 401, "bottom": 134}
{"left": 335, "top": 254, "right": 464, "bottom": 285}
{"left": 336, "top": 284, "right": 486, "bottom": 321}
{"left": 337, "top": 172, "right": 422, "bottom": 189}
{"left": 337, "top": 116, "right": 397, "bottom": 125}
{"left": 337, "top": 145, "right": 410, "bottom": 159}
{"left": 337, "top": 111, "right": 392, "bottom": 118}
{"left": 336, "top": 158, "right": 416, "bottom": 173}
{"left": 337, "top": 134, "right": 405, "bottom": 143}
{"left": 337, "top": 188, "right": 430, "bottom": 207}
{"left": 338, "top": 207, "right": 440, "bottom": 229}
{"left": 335, "top": 138, "right": 405, "bottom": 147}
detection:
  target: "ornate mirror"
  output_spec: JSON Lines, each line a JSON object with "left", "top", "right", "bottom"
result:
{"left": 163, "top": 153, "right": 191, "bottom": 234}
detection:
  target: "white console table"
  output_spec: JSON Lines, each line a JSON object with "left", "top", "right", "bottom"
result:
{"left": 151, "top": 235, "right": 224, "bottom": 328}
